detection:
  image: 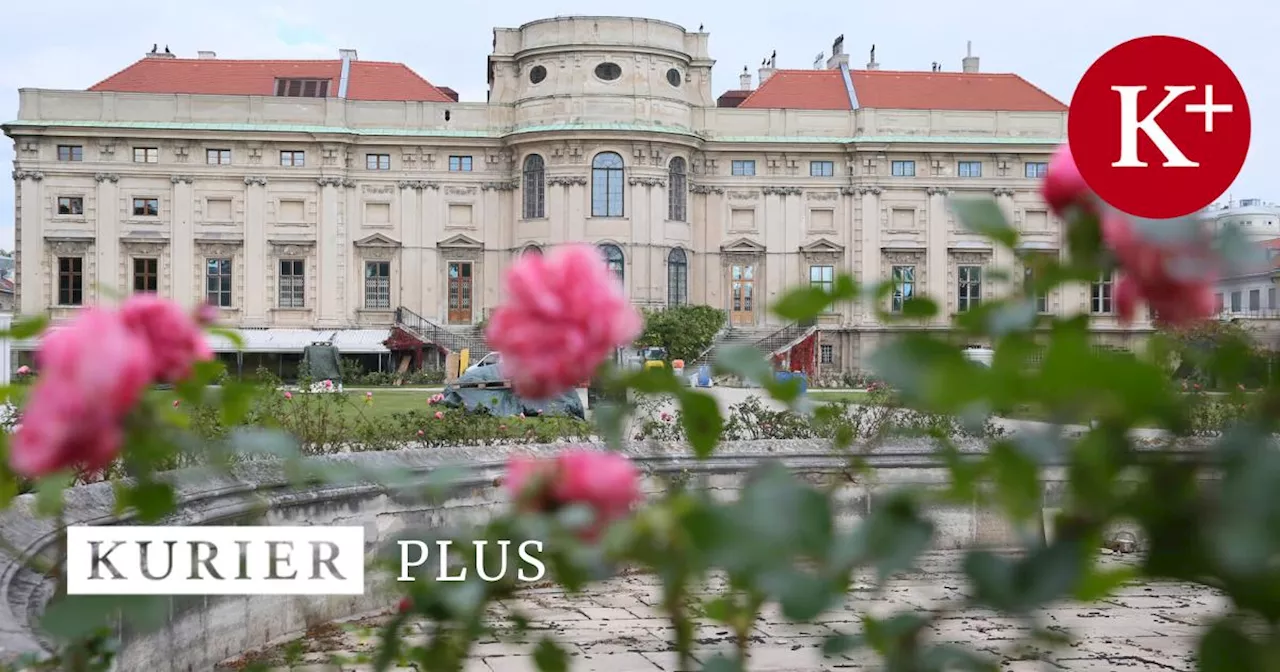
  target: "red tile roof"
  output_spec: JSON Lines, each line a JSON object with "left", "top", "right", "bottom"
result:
{"left": 736, "top": 68, "right": 1066, "bottom": 112}
{"left": 88, "top": 57, "right": 454, "bottom": 102}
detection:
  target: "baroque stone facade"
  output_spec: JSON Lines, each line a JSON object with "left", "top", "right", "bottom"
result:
{"left": 2, "top": 16, "right": 1152, "bottom": 369}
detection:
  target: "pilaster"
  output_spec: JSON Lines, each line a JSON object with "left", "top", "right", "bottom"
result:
{"left": 169, "top": 175, "right": 195, "bottom": 303}
{"left": 95, "top": 172, "right": 120, "bottom": 301}
{"left": 926, "top": 187, "right": 951, "bottom": 319}
{"left": 857, "top": 186, "right": 882, "bottom": 321}
{"left": 992, "top": 187, "right": 1018, "bottom": 296}
{"left": 242, "top": 176, "right": 269, "bottom": 325}
{"left": 316, "top": 177, "right": 347, "bottom": 327}
{"left": 13, "top": 170, "right": 44, "bottom": 314}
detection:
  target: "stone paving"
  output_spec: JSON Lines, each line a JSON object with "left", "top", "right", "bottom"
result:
{"left": 224, "top": 551, "right": 1224, "bottom": 671}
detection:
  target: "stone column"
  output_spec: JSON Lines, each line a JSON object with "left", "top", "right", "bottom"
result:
{"left": 991, "top": 188, "right": 1018, "bottom": 298}
{"left": 420, "top": 182, "right": 441, "bottom": 320}
{"left": 397, "top": 181, "right": 424, "bottom": 312}
{"left": 564, "top": 177, "right": 587, "bottom": 241}
{"left": 857, "top": 186, "right": 882, "bottom": 320}
{"left": 316, "top": 177, "right": 345, "bottom": 327}
{"left": 13, "top": 170, "right": 44, "bottom": 315}
{"left": 95, "top": 172, "right": 121, "bottom": 301}
{"left": 170, "top": 176, "right": 195, "bottom": 304}
{"left": 242, "top": 177, "right": 269, "bottom": 326}
{"left": 0, "top": 312, "right": 10, "bottom": 384}
{"left": 926, "top": 187, "right": 950, "bottom": 317}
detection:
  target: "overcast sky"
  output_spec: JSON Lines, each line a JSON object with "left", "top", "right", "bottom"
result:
{"left": 2, "top": 0, "right": 1275, "bottom": 250}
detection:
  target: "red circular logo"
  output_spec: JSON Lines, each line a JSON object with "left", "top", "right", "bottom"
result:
{"left": 1068, "top": 36, "right": 1250, "bottom": 219}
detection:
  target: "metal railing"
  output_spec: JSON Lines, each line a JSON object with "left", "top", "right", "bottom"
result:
{"left": 393, "top": 307, "right": 490, "bottom": 357}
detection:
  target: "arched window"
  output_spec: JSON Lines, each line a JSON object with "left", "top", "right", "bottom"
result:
{"left": 522, "top": 244, "right": 542, "bottom": 256}
{"left": 667, "top": 248, "right": 688, "bottom": 307}
{"left": 599, "top": 244, "right": 624, "bottom": 283}
{"left": 522, "top": 154, "right": 545, "bottom": 219}
{"left": 591, "top": 152, "right": 624, "bottom": 217}
{"left": 668, "top": 157, "right": 687, "bottom": 222}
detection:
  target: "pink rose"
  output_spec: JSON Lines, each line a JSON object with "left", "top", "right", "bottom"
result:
{"left": 194, "top": 302, "right": 219, "bottom": 327}
{"left": 485, "top": 244, "right": 642, "bottom": 399}
{"left": 502, "top": 450, "right": 642, "bottom": 538}
{"left": 119, "top": 294, "right": 213, "bottom": 383}
{"left": 284, "top": 391, "right": 293, "bottom": 400}
{"left": 660, "top": 412, "right": 671, "bottom": 422}
{"left": 1041, "top": 145, "right": 1093, "bottom": 217}
{"left": 172, "top": 399, "right": 180, "bottom": 408}
{"left": 434, "top": 411, "right": 444, "bottom": 420}
{"left": 416, "top": 429, "right": 424, "bottom": 437}
{"left": 366, "top": 391, "right": 373, "bottom": 399}
{"left": 9, "top": 309, "right": 152, "bottom": 477}
{"left": 1102, "top": 213, "right": 1216, "bottom": 327}
{"left": 499, "top": 424, "right": 507, "bottom": 431}
{"left": 429, "top": 393, "right": 444, "bottom": 405}
{"left": 323, "top": 379, "right": 334, "bottom": 389}
{"left": 15, "top": 365, "right": 29, "bottom": 376}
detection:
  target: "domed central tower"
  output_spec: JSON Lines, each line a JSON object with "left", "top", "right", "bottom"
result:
{"left": 488, "top": 16, "right": 715, "bottom": 131}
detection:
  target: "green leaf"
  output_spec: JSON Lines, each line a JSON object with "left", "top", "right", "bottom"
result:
{"left": 714, "top": 345, "right": 774, "bottom": 384}
{"left": 34, "top": 472, "right": 73, "bottom": 517}
{"left": 7, "top": 315, "right": 49, "bottom": 340}
{"left": 822, "top": 632, "right": 861, "bottom": 657}
{"left": 224, "top": 427, "right": 300, "bottom": 458}
{"left": 987, "top": 442, "right": 1041, "bottom": 523}
{"left": 899, "top": 297, "right": 938, "bottom": 319}
{"left": 918, "top": 644, "right": 999, "bottom": 671}
{"left": 676, "top": 390, "right": 723, "bottom": 459}
{"left": 115, "top": 479, "right": 177, "bottom": 522}
{"left": 950, "top": 199, "right": 1018, "bottom": 248}
{"left": 985, "top": 299, "right": 1039, "bottom": 337}
{"left": 773, "top": 286, "right": 832, "bottom": 322}
{"left": 41, "top": 595, "right": 168, "bottom": 641}
{"left": 701, "top": 654, "right": 742, "bottom": 672}
{"left": 1074, "top": 566, "right": 1137, "bottom": 601}
{"left": 1198, "top": 618, "right": 1260, "bottom": 671}
{"left": 532, "top": 638, "right": 569, "bottom": 672}
{"left": 763, "top": 568, "right": 834, "bottom": 621}
{"left": 592, "top": 402, "right": 630, "bottom": 450}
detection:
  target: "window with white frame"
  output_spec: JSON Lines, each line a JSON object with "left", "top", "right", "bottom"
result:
{"left": 133, "top": 147, "right": 158, "bottom": 163}
{"left": 364, "top": 261, "right": 391, "bottom": 309}
{"left": 1091, "top": 271, "right": 1114, "bottom": 314}
{"left": 890, "top": 265, "right": 914, "bottom": 313}
{"left": 1025, "top": 162, "right": 1048, "bottom": 178}
{"left": 278, "top": 259, "right": 305, "bottom": 308}
{"left": 958, "top": 265, "right": 982, "bottom": 312}
{"left": 958, "top": 161, "right": 982, "bottom": 178}
{"left": 731, "top": 160, "right": 756, "bottom": 176}
{"left": 891, "top": 160, "right": 915, "bottom": 177}
{"left": 366, "top": 154, "right": 391, "bottom": 170}
{"left": 809, "top": 160, "right": 834, "bottom": 177}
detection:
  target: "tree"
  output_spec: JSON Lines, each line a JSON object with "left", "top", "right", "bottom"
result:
{"left": 635, "top": 305, "right": 726, "bottom": 363}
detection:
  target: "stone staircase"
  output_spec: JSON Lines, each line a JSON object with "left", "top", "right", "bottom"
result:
{"left": 687, "top": 321, "right": 815, "bottom": 371}
{"left": 393, "top": 307, "right": 491, "bottom": 358}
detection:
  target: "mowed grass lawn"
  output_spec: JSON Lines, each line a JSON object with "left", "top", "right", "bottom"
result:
{"left": 151, "top": 387, "right": 442, "bottom": 423}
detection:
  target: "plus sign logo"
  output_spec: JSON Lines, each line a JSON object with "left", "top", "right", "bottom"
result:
{"left": 1068, "top": 35, "right": 1251, "bottom": 219}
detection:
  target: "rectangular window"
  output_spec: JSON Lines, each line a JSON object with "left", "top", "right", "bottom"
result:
{"left": 1231, "top": 291, "right": 1242, "bottom": 312}
{"left": 206, "top": 149, "right": 232, "bottom": 165}
{"left": 731, "top": 160, "right": 756, "bottom": 176}
{"left": 280, "top": 151, "right": 305, "bottom": 167}
{"left": 206, "top": 258, "right": 233, "bottom": 308}
{"left": 57, "top": 145, "right": 83, "bottom": 162}
{"left": 958, "top": 265, "right": 983, "bottom": 312}
{"left": 366, "top": 154, "right": 391, "bottom": 171}
{"left": 891, "top": 160, "right": 915, "bottom": 177}
{"left": 56, "top": 196, "right": 84, "bottom": 216}
{"left": 1092, "top": 272, "right": 1114, "bottom": 314}
{"left": 1270, "top": 287, "right": 1276, "bottom": 310}
{"left": 1215, "top": 293, "right": 1225, "bottom": 314}
{"left": 56, "top": 257, "right": 83, "bottom": 306}
{"left": 1025, "top": 162, "right": 1048, "bottom": 178}
{"left": 133, "top": 147, "right": 159, "bottom": 163}
{"left": 1023, "top": 265, "right": 1048, "bottom": 313}
{"left": 809, "top": 161, "right": 834, "bottom": 177}
{"left": 958, "top": 161, "right": 982, "bottom": 178}
{"left": 448, "top": 156, "right": 473, "bottom": 172}
{"left": 1250, "top": 289, "right": 1261, "bottom": 312}
{"left": 132, "top": 257, "right": 158, "bottom": 293}
{"left": 364, "top": 261, "right": 391, "bottom": 309}
{"left": 278, "top": 259, "right": 305, "bottom": 308}
{"left": 819, "top": 344, "right": 834, "bottom": 365}
{"left": 809, "top": 265, "right": 834, "bottom": 294}
{"left": 275, "top": 78, "right": 330, "bottom": 98}
{"left": 890, "top": 265, "right": 915, "bottom": 313}
{"left": 132, "top": 198, "right": 159, "bottom": 217}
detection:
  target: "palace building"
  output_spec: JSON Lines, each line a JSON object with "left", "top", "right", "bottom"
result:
{"left": 3, "top": 16, "right": 1152, "bottom": 377}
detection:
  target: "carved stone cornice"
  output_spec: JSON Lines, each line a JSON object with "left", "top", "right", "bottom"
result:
{"left": 481, "top": 180, "right": 519, "bottom": 192}
{"left": 316, "top": 176, "right": 354, "bottom": 188}
{"left": 926, "top": 187, "right": 951, "bottom": 197}
{"left": 396, "top": 180, "right": 439, "bottom": 191}
{"left": 547, "top": 176, "right": 587, "bottom": 187}
{"left": 169, "top": 175, "right": 195, "bottom": 185}
{"left": 628, "top": 176, "right": 667, "bottom": 188}
{"left": 92, "top": 172, "right": 119, "bottom": 183}
{"left": 762, "top": 186, "right": 803, "bottom": 196}
{"left": 992, "top": 187, "right": 1016, "bottom": 197}
{"left": 690, "top": 184, "right": 724, "bottom": 195}
{"left": 856, "top": 186, "right": 882, "bottom": 196}
{"left": 444, "top": 185, "right": 477, "bottom": 196}
{"left": 243, "top": 176, "right": 269, "bottom": 186}
{"left": 12, "top": 170, "right": 44, "bottom": 182}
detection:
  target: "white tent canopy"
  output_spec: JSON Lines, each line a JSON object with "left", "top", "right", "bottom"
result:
{"left": 14, "top": 328, "right": 393, "bottom": 354}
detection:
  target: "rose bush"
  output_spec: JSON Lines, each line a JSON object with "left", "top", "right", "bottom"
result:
{"left": 7, "top": 145, "right": 1280, "bottom": 671}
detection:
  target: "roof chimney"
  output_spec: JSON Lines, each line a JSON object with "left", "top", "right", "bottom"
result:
{"left": 197, "top": 51, "right": 216, "bottom": 59}
{"left": 813, "top": 52, "right": 824, "bottom": 70}
{"left": 866, "top": 43, "right": 879, "bottom": 70}
{"left": 758, "top": 53, "right": 776, "bottom": 85}
{"left": 338, "top": 48, "right": 358, "bottom": 61}
{"left": 739, "top": 66, "right": 753, "bottom": 90}
{"left": 145, "top": 43, "right": 176, "bottom": 59}
{"left": 962, "top": 41, "right": 979, "bottom": 73}
{"left": 826, "top": 35, "right": 849, "bottom": 70}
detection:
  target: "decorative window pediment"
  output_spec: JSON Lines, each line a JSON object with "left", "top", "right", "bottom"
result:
{"left": 799, "top": 238, "right": 844, "bottom": 254}
{"left": 720, "top": 237, "right": 766, "bottom": 254}
{"left": 437, "top": 234, "right": 484, "bottom": 250}
{"left": 354, "top": 233, "right": 402, "bottom": 249}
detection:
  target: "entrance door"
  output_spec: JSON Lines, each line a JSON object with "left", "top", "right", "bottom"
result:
{"left": 729, "top": 264, "right": 755, "bottom": 326}
{"left": 447, "top": 262, "right": 473, "bottom": 324}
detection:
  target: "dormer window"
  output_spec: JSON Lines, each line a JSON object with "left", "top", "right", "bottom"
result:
{"left": 275, "top": 79, "right": 331, "bottom": 98}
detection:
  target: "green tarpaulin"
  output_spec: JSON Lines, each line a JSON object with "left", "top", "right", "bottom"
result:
{"left": 442, "top": 365, "right": 585, "bottom": 419}
{"left": 302, "top": 344, "right": 343, "bottom": 383}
